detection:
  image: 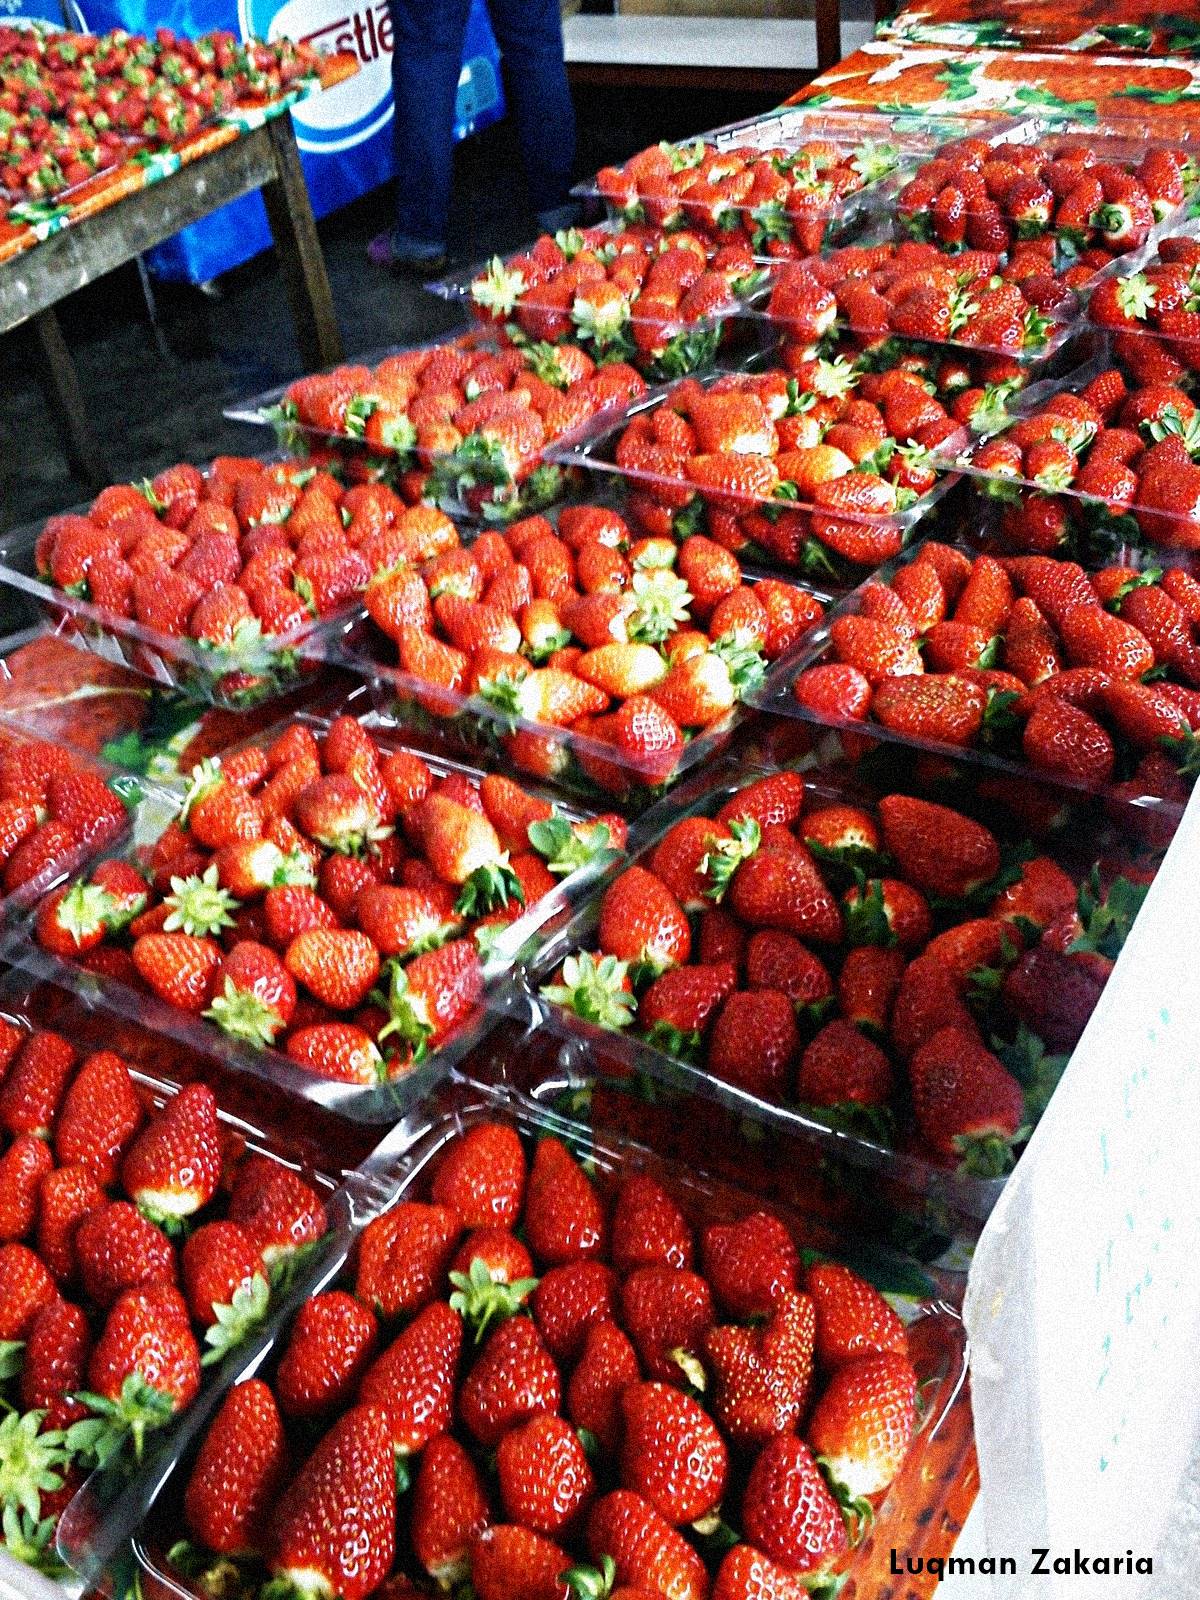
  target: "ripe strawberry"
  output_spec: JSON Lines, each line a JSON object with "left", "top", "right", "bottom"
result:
{"left": 358, "top": 1301, "right": 462, "bottom": 1456}
{"left": 288, "top": 1020, "right": 386, "bottom": 1085}
{"left": 620, "top": 1381, "right": 727, "bottom": 1525}
{"left": 267, "top": 1405, "right": 396, "bottom": 1600}
{"left": 122, "top": 1082, "right": 221, "bottom": 1225}
{"left": 430, "top": 1120, "right": 526, "bottom": 1228}
{"left": 275, "top": 1290, "right": 379, "bottom": 1419}
{"left": 181, "top": 1219, "right": 268, "bottom": 1352}
{"left": 355, "top": 1201, "right": 461, "bottom": 1319}
{"left": 0, "top": 1242, "right": 56, "bottom": 1339}
{"left": 412, "top": 1435, "right": 491, "bottom": 1585}
{"left": 470, "top": 1525, "right": 571, "bottom": 1600}
{"left": 796, "top": 1019, "right": 894, "bottom": 1114}
{"left": 459, "top": 1313, "right": 561, "bottom": 1447}
{"left": 707, "top": 989, "right": 800, "bottom": 1101}
{"left": 132, "top": 932, "right": 222, "bottom": 1012}
{"left": 705, "top": 1290, "right": 815, "bottom": 1448}
{"left": 741, "top": 1434, "right": 848, "bottom": 1575}
{"left": 910, "top": 1025, "right": 1026, "bottom": 1173}
{"left": 375, "top": 939, "right": 484, "bottom": 1058}
{"left": 639, "top": 963, "right": 738, "bottom": 1058}
{"left": 699, "top": 1211, "right": 798, "bottom": 1320}
{"left": 877, "top": 795, "right": 999, "bottom": 899}
{"left": 586, "top": 1490, "right": 709, "bottom": 1600}
{"left": 0, "top": 1134, "right": 52, "bottom": 1242}
{"left": 568, "top": 1320, "right": 641, "bottom": 1456}
{"left": 20, "top": 1295, "right": 90, "bottom": 1421}
{"left": 74, "top": 1198, "right": 176, "bottom": 1308}
{"left": 184, "top": 1379, "right": 288, "bottom": 1557}
{"left": 522, "top": 1135, "right": 607, "bottom": 1267}
{"left": 804, "top": 1260, "right": 907, "bottom": 1370}
{"left": 729, "top": 846, "right": 841, "bottom": 943}
{"left": 81, "top": 1284, "right": 201, "bottom": 1461}
{"left": 611, "top": 1174, "right": 694, "bottom": 1275}
{"left": 263, "top": 884, "right": 339, "bottom": 947}
{"left": 37, "top": 1163, "right": 105, "bottom": 1283}
{"left": 531, "top": 1260, "right": 615, "bottom": 1365}
{"left": 284, "top": 928, "right": 380, "bottom": 1012}
{"left": 497, "top": 1413, "right": 595, "bottom": 1535}
{"left": 0, "top": 1030, "right": 76, "bottom": 1140}
{"left": 713, "top": 1543, "right": 815, "bottom": 1600}
{"left": 1022, "top": 698, "right": 1115, "bottom": 785}
{"left": 36, "top": 879, "right": 115, "bottom": 957}
{"left": 621, "top": 1266, "right": 714, "bottom": 1385}
{"left": 807, "top": 1350, "right": 917, "bottom": 1504}
{"left": 295, "top": 774, "right": 387, "bottom": 856}
{"left": 1058, "top": 604, "right": 1154, "bottom": 680}
{"left": 745, "top": 931, "right": 833, "bottom": 1009}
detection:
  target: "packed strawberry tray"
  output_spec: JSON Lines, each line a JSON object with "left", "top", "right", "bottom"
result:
{"left": 893, "top": 117, "right": 1200, "bottom": 278}
{"left": 572, "top": 108, "right": 964, "bottom": 261}
{"left": 225, "top": 329, "right": 648, "bottom": 526}
{"left": 516, "top": 757, "right": 1162, "bottom": 1225}
{"left": 1082, "top": 228, "right": 1200, "bottom": 378}
{"left": 0, "top": 965, "right": 349, "bottom": 1588}
{"left": 93, "top": 1087, "right": 971, "bottom": 1600}
{"left": 546, "top": 355, "right": 965, "bottom": 584}
{"left": 427, "top": 220, "right": 768, "bottom": 382}
{"left": 935, "top": 348, "right": 1200, "bottom": 558}
{"left": 0, "top": 455, "right": 377, "bottom": 711}
{"left": 313, "top": 496, "right": 830, "bottom": 809}
{"left": 4, "top": 699, "right": 629, "bottom": 1123}
{"left": 745, "top": 538, "right": 1200, "bottom": 816}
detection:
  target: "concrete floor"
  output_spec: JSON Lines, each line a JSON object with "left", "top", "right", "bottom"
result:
{"left": 0, "top": 85, "right": 776, "bottom": 529}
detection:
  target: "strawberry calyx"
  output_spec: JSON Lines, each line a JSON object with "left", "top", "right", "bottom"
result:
{"left": 840, "top": 878, "right": 896, "bottom": 949}
{"left": 710, "top": 632, "right": 767, "bottom": 696}
{"left": 993, "top": 1024, "right": 1069, "bottom": 1123}
{"left": 50, "top": 879, "right": 118, "bottom": 947}
{"left": 1146, "top": 405, "right": 1200, "bottom": 458}
{"left": 471, "top": 255, "right": 528, "bottom": 317}
{"left": 0, "top": 1410, "right": 69, "bottom": 1524}
{"left": 626, "top": 570, "right": 693, "bottom": 644}
{"left": 163, "top": 862, "right": 238, "bottom": 939}
{"left": 564, "top": 1554, "right": 619, "bottom": 1600}
{"left": 204, "top": 976, "right": 287, "bottom": 1048}
{"left": 815, "top": 1453, "right": 875, "bottom": 1544}
{"left": 1107, "top": 568, "right": 1163, "bottom": 609}
{"left": 850, "top": 138, "right": 899, "bottom": 184}
{"left": 653, "top": 327, "right": 722, "bottom": 383}
{"left": 1, "top": 1505, "right": 68, "bottom": 1579}
{"left": 180, "top": 756, "right": 226, "bottom": 827}
{"left": 196, "top": 617, "right": 274, "bottom": 672}
{"left": 377, "top": 414, "right": 417, "bottom": 456}
{"left": 67, "top": 1373, "right": 177, "bottom": 1467}
{"left": 1163, "top": 727, "right": 1200, "bottom": 778}
{"left": 804, "top": 1098, "right": 896, "bottom": 1147}
{"left": 700, "top": 817, "right": 761, "bottom": 902}
{"left": 341, "top": 393, "right": 378, "bottom": 440}
{"left": 0, "top": 1341, "right": 23, "bottom": 1381}
{"left": 454, "top": 855, "right": 525, "bottom": 918}
{"left": 164, "top": 1540, "right": 245, "bottom": 1600}
{"left": 643, "top": 1019, "right": 702, "bottom": 1061}
{"left": 527, "top": 815, "right": 620, "bottom": 877}
{"left": 447, "top": 1255, "right": 540, "bottom": 1344}
{"left": 1067, "top": 869, "right": 1150, "bottom": 959}
{"left": 201, "top": 1271, "right": 271, "bottom": 1367}
{"left": 952, "top": 1126, "right": 1027, "bottom": 1180}
{"left": 540, "top": 952, "right": 636, "bottom": 1030}
{"left": 373, "top": 959, "right": 434, "bottom": 1061}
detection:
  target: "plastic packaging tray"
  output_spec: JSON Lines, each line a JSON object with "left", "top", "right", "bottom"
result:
{"left": 546, "top": 359, "right": 964, "bottom": 579}
{"left": 514, "top": 755, "right": 1166, "bottom": 1227}
{"left": 97, "top": 1085, "right": 972, "bottom": 1600}
{"left": 427, "top": 218, "right": 768, "bottom": 381}
{"left": 934, "top": 349, "right": 1200, "bottom": 558}
{"left": 1, "top": 696, "right": 628, "bottom": 1123}
{"left": 0, "top": 964, "right": 350, "bottom": 1593}
{"left": 572, "top": 109, "right": 990, "bottom": 261}
{"left": 0, "top": 497, "right": 357, "bottom": 715}
{"left": 742, "top": 537, "right": 1196, "bottom": 820}
{"left": 224, "top": 329, "right": 646, "bottom": 526}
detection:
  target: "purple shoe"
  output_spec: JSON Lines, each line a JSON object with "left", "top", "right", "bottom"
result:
{"left": 368, "top": 231, "right": 448, "bottom": 277}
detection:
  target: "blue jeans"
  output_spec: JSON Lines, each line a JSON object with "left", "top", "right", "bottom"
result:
{"left": 389, "top": 0, "right": 576, "bottom": 247}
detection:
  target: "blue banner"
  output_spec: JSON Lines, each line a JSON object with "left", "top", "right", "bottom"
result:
{"left": 74, "top": 0, "right": 504, "bottom": 282}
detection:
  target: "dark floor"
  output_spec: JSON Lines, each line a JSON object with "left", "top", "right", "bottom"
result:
{"left": 0, "top": 85, "right": 777, "bottom": 528}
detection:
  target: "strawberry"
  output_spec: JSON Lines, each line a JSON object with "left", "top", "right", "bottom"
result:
{"left": 610, "top": 1174, "right": 694, "bottom": 1275}
{"left": 639, "top": 963, "right": 738, "bottom": 1058}
{"left": 275, "top": 1290, "right": 379, "bottom": 1419}
{"left": 0, "top": 1030, "right": 76, "bottom": 1139}
{"left": 568, "top": 1320, "right": 641, "bottom": 1456}
{"left": 0, "top": 1243, "right": 56, "bottom": 1339}
{"left": 807, "top": 1350, "right": 917, "bottom": 1505}
{"left": 20, "top": 1295, "right": 90, "bottom": 1421}
{"left": 701, "top": 1212, "right": 798, "bottom": 1319}
{"left": 181, "top": 1219, "right": 268, "bottom": 1357}
{"left": 412, "top": 1435, "right": 491, "bottom": 1585}
{"left": 621, "top": 1266, "right": 713, "bottom": 1385}
{"left": 805, "top": 1260, "right": 907, "bottom": 1370}
{"left": 745, "top": 931, "right": 833, "bottom": 1008}
{"left": 358, "top": 1301, "right": 462, "bottom": 1456}
{"left": 1058, "top": 604, "right": 1154, "bottom": 680}
{"left": 708, "top": 990, "right": 800, "bottom": 1100}
{"left": 620, "top": 1381, "right": 727, "bottom": 1525}
{"left": 586, "top": 1490, "right": 709, "bottom": 1600}
{"left": 497, "top": 1413, "right": 595, "bottom": 1535}
{"left": 296, "top": 774, "right": 388, "bottom": 857}
{"left": 872, "top": 673, "right": 987, "bottom": 747}
{"left": 741, "top": 1434, "right": 848, "bottom": 1575}
{"left": 36, "top": 879, "right": 115, "bottom": 957}
{"left": 431, "top": 1119, "right": 526, "bottom": 1228}
{"left": 910, "top": 1025, "right": 1026, "bottom": 1173}
{"left": 79, "top": 1284, "right": 201, "bottom": 1462}
{"left": 705, "top": 1290, "right": 815, "bottom": 1448}
{"left": 122, "top": 1082, "right": 221, "bottom": 1225}
{"left": 4, "top": 820, "right": 80, "bottom": 894}
{"left": 412, "top": 794, "right": 522, "bottom": 914}
{"left": 459, "top": 1313, "right": 561, "bottom": 1447}
{"left": 877, "top": 795, "right": 1000, "bottom": 900}
{"left": 354, "top": 1201, "right": 461, "bottom": 1318}
{"left": 287, "top": 1023, "right": 385, "bottom": 1085}
{"left": 829, "top": 615, "right": 922, "bottom": 683}
{"left": 263, "top": 884, "right": 338, "bottom": 947}
{"left": 713, "top": 1544, "right": 814, "bottom": 1600}
{"left": 729, "top": 847, "right": 841, "bottom": 943}
{"left": 792, "top": 663, "right": 872, "bottom": 721}
{"left": 524, "top": 1136, "right": 606, "bottom": 1266}
{"left": 796, "top": 1019, "right": 894, "bottom": 1114}
{"left": 132, "top": 932, "right": 222, "bottom": 1012}
{"left": 37, "top": 1164, "right": 104, "bottom": 1283}
{"left": 0, "top": 1134, "right": 53, "bottom": 1242}
{"left": 1022, "top": 699, "right": 1115, "bottom": 785}
{"left": 267, "top": 1406, "right": 396, "bottom": 1600}
{"left": 528, "top": 1259, "right": 613, "bottom": 1364}
{"left": 184, "top": 1379, "right": 288, "bottom": 1557}
{"left": 374, "top": 940, "right": 484, "bottom": 1057}
{"left": 201, "top": 939, "right": 296, "bottom": 1046}
{"left": 285, "top": 926, "right": 380, "bottom": 1012}
{"left": 470, "top": 1525, "right": 571, "bottom": 1600}
{"left": 74, "top": 1199, "right": 176, "bottom": 1308}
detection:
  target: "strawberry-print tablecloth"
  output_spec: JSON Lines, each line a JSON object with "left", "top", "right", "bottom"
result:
{"left": 878, "top": 1, "right": 1200, "bottom": 59}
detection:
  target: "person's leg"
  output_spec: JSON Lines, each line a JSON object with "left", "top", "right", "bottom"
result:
{"left": 374, "top": 0, "right": 473, "bottom": 265}
{"left": 485, "top": 0, "right": 577, "bottom": 229}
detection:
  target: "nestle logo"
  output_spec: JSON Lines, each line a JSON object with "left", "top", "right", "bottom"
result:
{"left": 301, "top": 0, "right": 391, "bottom": 61}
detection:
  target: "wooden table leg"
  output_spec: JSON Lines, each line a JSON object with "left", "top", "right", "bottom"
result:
{"left": 261, "top": 113, "right": 344, "bottom": 372}
{"left": 30, "top": 307, "right": 109, "bottom": 490}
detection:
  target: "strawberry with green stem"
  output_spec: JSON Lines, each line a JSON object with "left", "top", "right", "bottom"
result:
{"left": 0, "top": 1410, "right": 71, "bottom": 1529}
{"left": 541, "top": 953, "right": 637, "bottom": 1031}
{"left": 162, "top": 862, "right": 238, "bottom": 940}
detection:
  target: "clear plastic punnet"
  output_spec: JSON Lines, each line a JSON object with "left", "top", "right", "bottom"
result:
{"left": 77, "top": 1083, "right": 973, "bottom": 1600}
{"left": 572, "top": 108, "right": 998, "bottom": 262}
{"left": 743, "top": 536, "right": 1200, "bottom": 819}
{"left": 515, "top": 753, "right": 1168, "bottom": 1229}
{"left": 3, "top": 695, "right": 630, "bottom": 1123}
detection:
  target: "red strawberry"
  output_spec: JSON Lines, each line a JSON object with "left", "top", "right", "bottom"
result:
{"left": 805, "top": 1260, "right": 907, "bottom": 1369}
{"left": 729, "top": 846, "right": 841, "bottom": 942}
{"left": 470, "top": 1525, "right": 571, "bottom": 1600}
{"left": 741, "top": 1435, "right": 848, "bottom": 1575}
{"left": 621, "top": 1266, "right": 714, "bottom": 1385}
{"left": 374, "top": 940, "right": 484, "bottom": 1057}
{"left": 806, "top": 1350, "right": 917, "bottom": 1502}
{"left": 524, "top": 1136, "right": 607, "bottom": 1266}
{"left": 877, "top": 795, "right": 999, "bottom": 899}
{"left": 497, "top": 1413, "right": 596, "bottom": 1535}
{"left": 598, "top": 867, "right": 691, "bottom": 971}
{"left": 82, "top": 1284, "right": 201, "bottom": 1460}
{"left": 122, "top": 1082, "right": 221, "bottom": 1225}
{"left": 275, "top": 1290, "right": 379, "bottom": 1419}
{"left": 639, "top": 963, "right": 738, "bottom": 1058}
{"left": 74, "top": 1199, "right": 176, "bottom": 1308}
{"left": 267, "top": 1406, "right": 396, "bottom": 1600}
{"left": 55, "top": 1050, "right": 144, "bottom": 1186}
{"left": 568, "top": 1320, "right": 641, "bottom": 1455}
{"left": 1022, "top": 698, "right": 1115, "bottom": 785}
{"left": 0, "top": 1134, "right": 52, "bottom": 1242}
{"left": 532, "top": 1260, "right": 616, "bottom": 1364}
{"left": 620, "top": 1381, "right": 727, "bottom": 1525}
{"left": 701, "top": 1212, "right": 798, "bottom": 1319}
{"left": 228, "top": 1158, "right": 326, "bottom": 1268}
{"left": 910, "top": 1025, "right": 1026, "bottom": 1173}
{"left": 705, "top": 1290, "right": 815, "bottom": 1448}
{"left": 586, "top": 1490, "right": 709, "bottom": 1600}
{"left": 285, "top": 928, "right": 379, "bottom": 1011}
{"left": 354, "top": 1201, "right": 461, "bottom": 1318}
{"left": 0, "top": 1242, "right": 56, "bottom": 1340}
{"left": 132, "top": 932, "right": 222, "bottom": 1012}
{"left": 796, "top": 1020, "right": 894, "bottom": 1113}
{"left": 459, "top": 1314, "right": 561, "bottom": 1447}
{"left": 19, "top": 1294, "right": 90, "bottom": 1421}
{"left": 611, "top": 1174, "right": 694, "bottom": 1275}
{"left": 431, "top": 1119, "right": 527, "bottom": 1228}
{"left": 713, "top": 1544, "right": 814, "bottom": 1600}
{"left": 708, "top": 989, "right": 800, "bottom": 1100}
{"left": 181, "top": 1219, "right": 268, "bottom": 1351}
{"left": 0, "top": 1030, "right": 76, "bottom": 1140}
{"left": 358, "top": 1301, "right": 462, "bottom": 1456}
{"left": 184, "top": 1379, "right": 288, "bottom": 1557}
{"left": 37, "top": 1163, "right": 104, "bottom": 1283}
{"left": 412, "top": 1435, "right": 491, "bottom": 1585}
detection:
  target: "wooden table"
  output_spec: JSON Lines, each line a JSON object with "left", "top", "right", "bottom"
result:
{"left": 0, "top": 109, "right": 344, "bottom": 506}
